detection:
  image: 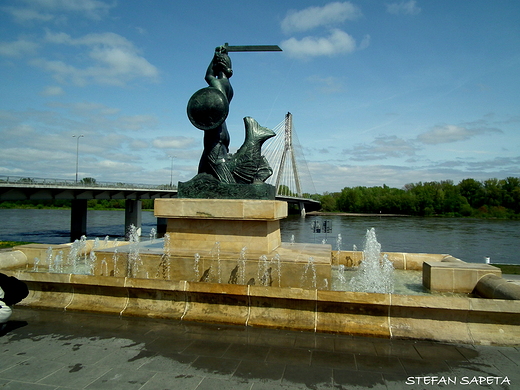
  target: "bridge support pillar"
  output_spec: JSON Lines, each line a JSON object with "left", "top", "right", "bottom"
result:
{"left": 125, "top": 199, "right": 142, "bottom": 239}
{"left": 70, "top": 199, "right": 88, "bottom": 241}
{"left": 299, "top": 201, "right": 306, "bottom": 217}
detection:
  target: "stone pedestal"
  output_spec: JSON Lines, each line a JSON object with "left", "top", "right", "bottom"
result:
{"left": 423, "top": 261, "right": 502, "bottom": 293}
{"left": 154, "top": 198, "right": 288, "bottom": 254}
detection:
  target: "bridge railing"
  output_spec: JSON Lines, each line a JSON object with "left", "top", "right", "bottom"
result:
{"left": 0, "top": 175, "right": 176, "bottom": 191}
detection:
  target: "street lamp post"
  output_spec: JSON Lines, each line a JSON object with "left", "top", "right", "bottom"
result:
{"left": 73, "top": 135, "right": 84, "bottom": 183}
{"left": 169, "top": 155, "right": 175, "bottom": 187}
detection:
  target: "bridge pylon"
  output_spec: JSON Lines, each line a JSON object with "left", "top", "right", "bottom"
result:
{"left": 274, "top": 113, "right": 302, "bottom": 197}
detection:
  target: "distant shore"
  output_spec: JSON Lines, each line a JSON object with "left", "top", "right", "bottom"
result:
{"left": 306, "top": 211, "right": 411, "bottom": 217}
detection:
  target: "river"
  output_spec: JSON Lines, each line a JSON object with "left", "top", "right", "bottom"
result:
{"left": 1, "top": 209, "right": 519, "bottom": 265}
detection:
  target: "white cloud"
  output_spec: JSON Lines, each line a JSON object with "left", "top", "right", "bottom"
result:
{"left": 417, "top": 124, "right": 502, "bottom": 145}
{"left": 0, "top": 38, "right": 39, "bottom": 57}
{"left": 281, "top": 29, "right": 357, "bottom": 58}
{"left": 346, "top": 135, "right": 419, "bottom": 161}
{"left": 152, "top": 137, "right": 197, "bottom": 150}
{"left": 307, "top": 75, "right": 345, "bottom": 94}
{"left": 117, "top": 115, "right": 158, "bottom": 132}
{"left": 386, "top": 1, "right": 421, "bottom": 16}
{"left": 40, "top": 85, "right": 64, "bottom": 96}
{"left": 281, "top": 2, "right": 361, "bottom": 34}
{"left": 359, "top": 34, "right": 371, "bottom": 50}
{"left": 4, "top": 0, "right": 115, "bottom": 23}
{"left": 34, "top": 31, "right": 159, "bottom": 86}
{"left": 2, "top": 6, "right": 55, "bottom": 23}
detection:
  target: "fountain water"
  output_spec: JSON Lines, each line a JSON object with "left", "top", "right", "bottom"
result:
{"left": 157, "top": 233, "right": 171, "bottom": 279}
{"left": 272, "top": 252, "right": 282, "bottom": 287}
{"left": 237, "top": 247, "right": 247, "bottom": 285}
{"left": 32, "top": 256, "right": 40, "bottom": 272}
{"left": 350, "top": 228, "right": 394, "bottom": 294}
{"left": 193, "top": 253, "right": 201, "bottom": 282}
{"left": 211, "top": 242, "right": 222, "bottom": 283}
{"left": 257, "top": 255, "right": 271, "bottom": 286}
{"left": 112, "top": 239, "right": 120, "bottom": 276}
{"left": 301, "top": 256, "right": 317, "bottom": 289}
{"left": 126, "top": 224, "right": 142, "bottom": 278}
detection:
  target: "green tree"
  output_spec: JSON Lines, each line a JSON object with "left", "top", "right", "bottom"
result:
{"left": 501, "top": 177, "right": 520, "bottom": 213}
{"left": 81, "top": 177, "right": 97, "bottom": 185}
{"left": 458, "top": 178, "right": 484, "bottom": 208}
{"left": 317, "top": 192, "right": 338, "bottom": 211}
{"left": 483, "top": 178, "right": 502, "bottom": 207}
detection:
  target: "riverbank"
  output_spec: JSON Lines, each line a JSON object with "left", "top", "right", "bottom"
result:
{"left": 307, "top": 211, "right": 411, "bottom": 217}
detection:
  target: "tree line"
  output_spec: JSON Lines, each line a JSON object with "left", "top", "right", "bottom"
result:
{"left": 312, "top": 177, "right": 520, "bottom": 218}
{"left": 2, "top": 177, "right": 520, "bottom": 218}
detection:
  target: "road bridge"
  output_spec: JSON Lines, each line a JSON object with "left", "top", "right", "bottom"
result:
{"left": 0, "top": 176, "right": 319, "bottom": 241}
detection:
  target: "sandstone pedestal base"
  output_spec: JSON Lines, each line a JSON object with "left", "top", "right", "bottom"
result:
{"left": 154, "top": 198, "right": 288, "bottom": 253}
{"left": 423, "top": 261, "right": 501, "bottom": 293}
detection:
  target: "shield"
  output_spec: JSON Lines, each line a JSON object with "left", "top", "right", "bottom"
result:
{"left": 187, "top": 87, "right": 229, "bottom": 130}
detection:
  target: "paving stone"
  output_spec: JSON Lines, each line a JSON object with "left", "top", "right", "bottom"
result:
{"left": 413, "top": 341, "right": 467, "bottom": 361}
{"left": 355, "top": 354, "right": 407, "bottom": 374}
{"left": 266, "top": 346, "right": 312, "bottom": 365}
{"left": 0, "top": 357, "right": 66, "bottom": 382}
{"left": 311, "top": 350, "right": 356, "bottom": 370}
{"left": 252, "top": 330, "right": 297, "bottom": 348}
{"left": 334, "top": 337, "right": 378, "bottom": 355}
{"left": 83, "top": 367, "right": 156, "bottom": 390}
{"left": 93, "top": 346, "right": 157, "bottom": 369}
{"left": 333, "top": 368, "right": 387, "bottom": 389}
{"left": 0, "top": 381, "right": 60, "bottom": 390}
{"left": 224, "top": 343, "right": 271, "bottom": 361}
{"left": 195, "top": 377, "right": 253, "bottom": 390}
{"left": 293, "top": 332, "right": 335, "bottom": 351}
{"left": 233, "top": 360, "right": 285, "bottom": 382}
{"left": 283, "top": 364, "right": 333, "bottom": 389}
{"left": 251, "top": 384, "right": 301, "bottom": 390}
{"left": 399, "top": 357, "right": 451, "bottom": 377}
{"left": 144, "top": 334, "right": 194, "bottom": 354}
{"left": 190, "top": 356, "right": 241, "bottom": 378}
{"left": 137, "top": 354, "right": 194, "bottom": 373}
{"left": 182, "top": 339, "right": 231, "bottom": 358}
{"left": 139, "top": 372, "right": 204, "bottom": 390}
{"left": 38, "top": 363, "right": 111, "bottom": 388}
{"left": 373, "top": 340, "right": 423, "bottom": 359}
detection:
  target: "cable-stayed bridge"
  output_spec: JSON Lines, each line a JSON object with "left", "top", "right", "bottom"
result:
{"left": 262, "top": 112, "right": 320, "bottom": 215}
{"left": 0, "top": 113, "right": 319, "bottom": 240}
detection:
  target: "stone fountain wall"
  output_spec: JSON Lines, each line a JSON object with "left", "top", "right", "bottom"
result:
{"left": 1, "top": 268, "right": 519, "bottom": 345}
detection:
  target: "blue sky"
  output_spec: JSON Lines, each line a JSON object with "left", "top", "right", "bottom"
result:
{"left": 1, "top": 0, "right": 519, "bottom": 194}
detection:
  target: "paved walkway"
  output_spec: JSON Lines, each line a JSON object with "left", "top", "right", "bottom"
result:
{"left": 0, "top": 307, "right": 518, "bottom": 390}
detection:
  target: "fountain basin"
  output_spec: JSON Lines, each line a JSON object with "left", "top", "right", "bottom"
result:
{"left": 1, "top": 268, "right": 518, "bottom": 345}
{"left": 2, "top": 236, "right": 518, "bottom": 346}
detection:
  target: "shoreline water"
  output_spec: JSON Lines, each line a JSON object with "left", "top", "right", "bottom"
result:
{"left": 307, "top": 211, "right": 411, "bottom": 217}
{"left": 1, "top": 209, "right": 520, "bottom": 265}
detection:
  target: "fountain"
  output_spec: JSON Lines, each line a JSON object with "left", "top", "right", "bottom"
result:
{"left": 1, "top": 42, "right": 519, "bottom": 346}
{"left": 349, "top": 228, "right": 394, "bottom": 294}
{"left": 1, "top": 224, "right": 519, "bottom": 345}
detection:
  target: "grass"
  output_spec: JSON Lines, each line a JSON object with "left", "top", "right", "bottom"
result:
{"left": 0, "top": 241, "right": 34, "bottom": 249}
{"left": 491, "top": 264, "right": 520, "bottom": 275}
